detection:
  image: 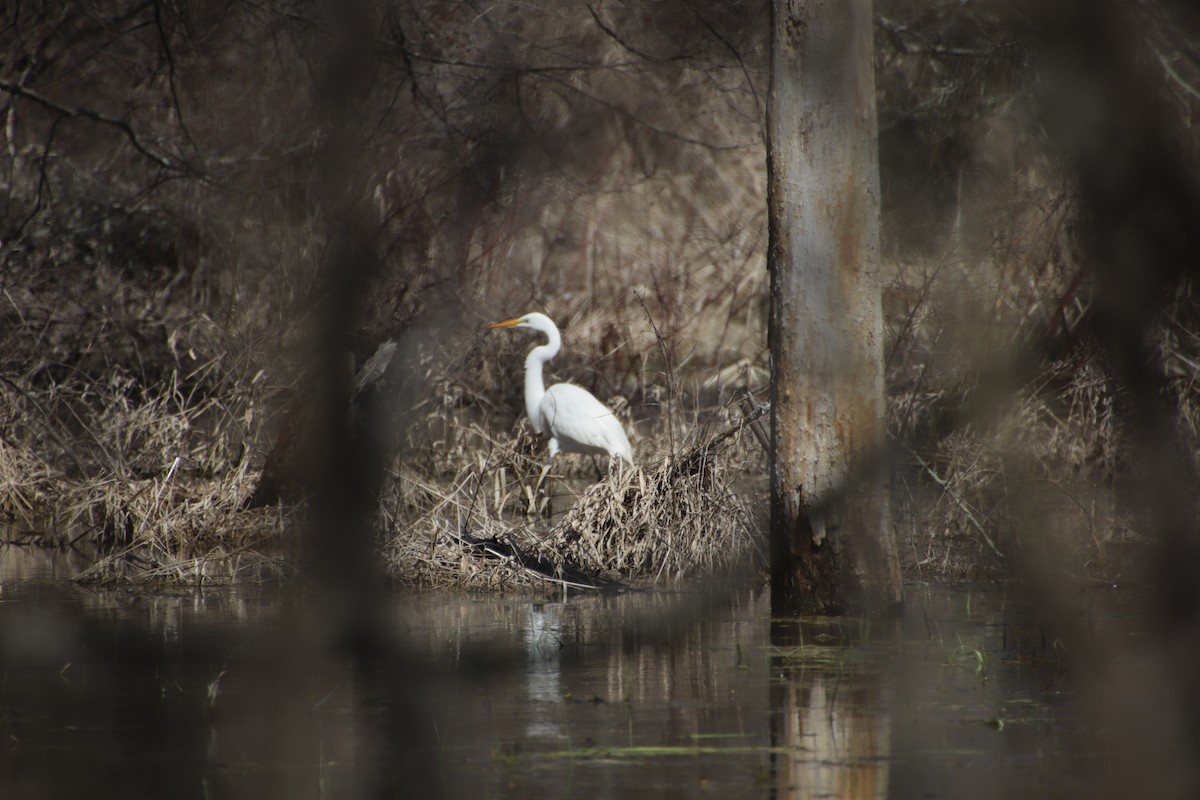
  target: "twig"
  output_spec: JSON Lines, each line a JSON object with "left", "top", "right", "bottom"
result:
{"left": 1152, "top": 45, "right": 1200, "bottom": 102}
{"left": 636, "top": 291, "right": 677, "bottom": 453}
{"left": 678, "top": 398, "right": 767, "bottom": 466}
{"left": 0, "top": 79, "right": 188, "bottom": 174}
{"left": 0, "top": 374, "right": 87, "bottom": 476}
{"left": 738, "top": 394, "right": 770, "bottom": 455}
{"left": 905, "top": 443, "right": 1004, "bottom": 559}
{"left": 586, "top": 5, "right": 689, "bottom": 64}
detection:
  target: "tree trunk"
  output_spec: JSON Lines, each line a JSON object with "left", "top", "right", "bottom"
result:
{"left": 767, "top": 0, "right": 902, "bottom": 613}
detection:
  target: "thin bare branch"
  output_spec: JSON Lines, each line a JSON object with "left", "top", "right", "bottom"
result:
{"left": 0, "top": 79, "right": 190, "bottom": 175}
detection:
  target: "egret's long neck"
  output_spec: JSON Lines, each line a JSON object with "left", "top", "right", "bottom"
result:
{"left": 523, "top": 326, "right": 560, "bottom": 431}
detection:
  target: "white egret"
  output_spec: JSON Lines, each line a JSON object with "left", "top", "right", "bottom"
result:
{"left": 488, "top": 312, "right": 634, "bottom": 465}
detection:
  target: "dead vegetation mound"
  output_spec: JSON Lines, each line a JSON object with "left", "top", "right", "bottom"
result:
{"left": 380, "top": 407, "right": 765, "bottom": 592}
{"left": 535, "top": 435, "right": 758, "bottom": 582}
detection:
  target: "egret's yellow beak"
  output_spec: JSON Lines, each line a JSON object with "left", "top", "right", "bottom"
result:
{"left": 487, "top": 317, "right": 523, "bottom": 330}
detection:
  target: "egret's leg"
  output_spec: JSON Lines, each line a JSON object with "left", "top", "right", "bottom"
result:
{"left": 535, "top": 439, "right": 561, "bottom": 518}
{"left": 535, "top": 463, "right": 552, "bottom": 517}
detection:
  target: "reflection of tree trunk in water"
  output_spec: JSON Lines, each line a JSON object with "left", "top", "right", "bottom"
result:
{"left": 769, "top": 621, "right": 889, "bottom": 800}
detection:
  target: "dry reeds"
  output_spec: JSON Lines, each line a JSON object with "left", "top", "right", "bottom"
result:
{"left": 0, "top": 224, "right": 295, "bottom": 584}
{"left": 67, "top": 472, "right": 289, "bottom": 585}
{"left": 892, "top": 347, "right": 1144, "bottom": 580}
{"left": 380, "top": 403, "right": 764, "bottom": 591}
{"left": 534, "top": 441, "right": 757, "bottom": 582}
{"left": 0, "top": 371, "right": 290, "bottom": 584}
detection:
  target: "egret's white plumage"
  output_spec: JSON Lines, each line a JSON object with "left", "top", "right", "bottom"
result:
{"left": 488, "top": 312, "right": 634, "bottom": 465}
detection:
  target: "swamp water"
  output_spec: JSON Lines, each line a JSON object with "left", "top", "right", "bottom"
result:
{"left": 0, "top": 544, "right": 1186, "bottom": 799}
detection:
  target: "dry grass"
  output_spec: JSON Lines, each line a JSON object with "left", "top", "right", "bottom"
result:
{"left": 877, "top": 170, "right": 1141, "bottom": 581}
{"left": 66, "top": 473, "right": 289, "bottom": 585}
{"left": 892, "top": 346, "right": 1146, "bottom": 581}
{"left": 0, "top": 209, "right": 297, "bottom": 584}
{"left": 0, "top": 369, "right": 290, "bottom": 584}
{"left": 0, "top": 0, "right": 769, "bottom": 588}
{"left": 535, "top": 439, "right": 759, "bottom": 582}
{"left": 380, "top": 400, "right": 765, "bottom": 591}
{"left": 369, "top": 290, "right": 769, "bottom": 591}
{"left": 5, "top": 1, "right": 1198, "bottom": 590}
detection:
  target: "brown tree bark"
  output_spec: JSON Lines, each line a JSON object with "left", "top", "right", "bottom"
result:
{"left": 767, "top": 0, "right": 902, "bottom": 613}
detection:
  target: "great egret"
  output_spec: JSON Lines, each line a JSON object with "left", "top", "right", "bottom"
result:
{"left": 488, "top": 312, "right": 634, "bottom": 465}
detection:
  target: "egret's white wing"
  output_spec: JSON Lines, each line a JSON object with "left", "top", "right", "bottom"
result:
{"left": 541, "top": 384, "right": 633, "bottom": 462}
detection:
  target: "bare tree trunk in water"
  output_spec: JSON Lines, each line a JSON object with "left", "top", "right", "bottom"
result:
{"left": 767, "top": 0, "right": 901, "bottom": 614}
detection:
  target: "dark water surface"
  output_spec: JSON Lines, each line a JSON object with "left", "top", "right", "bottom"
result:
{"left": 0, "top": 544, "right": 1180, "bottom": 798}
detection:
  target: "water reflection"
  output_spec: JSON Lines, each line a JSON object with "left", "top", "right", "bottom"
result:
{"left": 524, "top": 602, "right": 565, "bottom": 738}
{"left": 0, "top": 546, "right": 1175, "bottom": 799}
{"left": 770, "top": 620, "right": 890, "bottom": 800}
